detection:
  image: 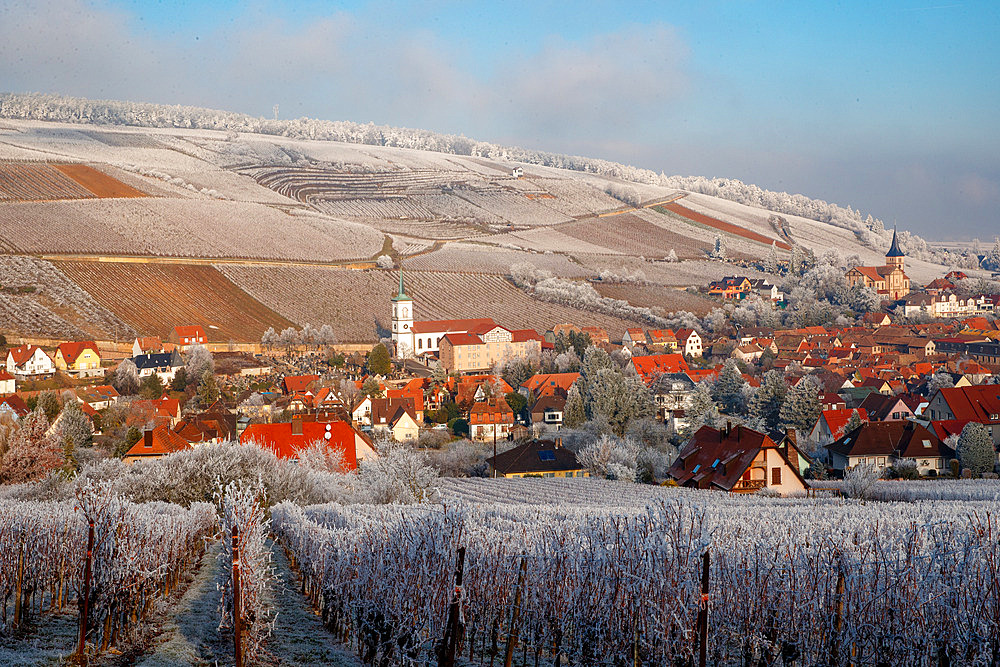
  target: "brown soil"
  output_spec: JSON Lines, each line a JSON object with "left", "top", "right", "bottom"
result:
{"left": 54, "top": 164, "right": 148, "bottom": 198}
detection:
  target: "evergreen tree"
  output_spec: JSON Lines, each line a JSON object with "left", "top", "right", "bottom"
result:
{"left": 684, "top": 384, "right": 721, "bottom": 434}
{"left": 587, "top": 368, "right": 652, "bottom": 437}
{"left": 198, "top": 370, "right": 220, "bottom": 405}
{"left": 843, "top": 409, "right": 864, "bottom": 435}
{"left": 779, "top": 380, "right": 821, "bottom": 434}
{"left": 712, "top": 360, "right": 747, "bottom": 414}
{"left": 957, "top": 422, "right": 995, "bottom": 475}
{"left": 367, "top": 343, "right": 392, "bottom": 376}
{"left": 764, "top": 241, "right": 779, "bottom": 274}
{"left": 37, "top": 391, "right": 61, "bottom": 421}
{"left": 710, "top": 235, "right": 726, "bottom": 259}
{"left": 748, "top": 370, "right": 788, "bottom": 431}
{"left": 361, "top": 377, "right": 383, "bottom": 398}
{"left": 982, "top": 238, "right": 1000, "bottom": 271}
{"left": 139, "top": 373, "right": 165, "bottom": 399}
{"left": 563, "top": 384, "right": 586, "bottom": 428}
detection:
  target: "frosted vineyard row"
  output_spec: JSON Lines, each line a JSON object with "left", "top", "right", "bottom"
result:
{"left": 0, "top": 198, "right": 382, "bottom": 261}
{"left": 0, "top": 162, "right": 94, "bottom": 200}
{"left": 809, "top": 478, "right": 1000, "bottom": 502}
{"left": 0, "top": 255, "right": 136, "bottom": 339}
{"left": 312, "top": 196, "right": 436, "bottom": 221}
{"left": 56, "top": 261, "right": 292, "bottom": 342}
{"left": 411, "top": 193, "right": 507, "bottom": 226}
{"left": 559, "top": 214, "right": 702, "bottom": 259}
{"left": 404, "top": 242, "right": 592, "bottom": 277}
{"left": 526, "top": 178, "right": 624, "bottom": 216}
{"left": 489, "top": 227, "right": 623, "bottom": 255}
{"left": 217, "top": 265, "right": 636, "bottom": 341}
{"left": 456, "top": 189, "right": 573, "bottom": 226}
{"left": 273, "top": 492, "right": 1000, "bottom": 666}
{"left": 216, "top": 481, "right": 276, "bottom": 664}
{"left": 0, "top": 484, "right": 215, "bottom": 657}
{"left": 366, "top": 218, "right": 485, "bottom": 240}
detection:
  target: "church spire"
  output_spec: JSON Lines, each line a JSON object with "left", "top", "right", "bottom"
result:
{"left": 886, "top": 225, "right": 904, "bottom": 258}
{"left": 392, "top": 262, "right": 411, "bottom": 301}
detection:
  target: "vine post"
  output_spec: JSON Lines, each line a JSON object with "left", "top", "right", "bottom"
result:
{"left": 77, "top": 519, "right": 95, "bottom": 661}
{"left": 696, "top": 549, "right": 710, "bottom": 667}
{"left": 504, "top": 557, "right": 528, "bottom": 667}
{"left": 232, "top": 524, "right": 243, "bottom": 667}
{"left": 439, "top": 546, "right": 466, "bottom": 667}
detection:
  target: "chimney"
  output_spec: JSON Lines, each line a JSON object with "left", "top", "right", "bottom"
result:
{"left": 143, "top": 429, "right": 153, "bottom": 448}
{"left": 726, "top": 421, "right": 732, "bottom": 438}
{"left": 291, "top": 417, "right": 303, "bottom": 436}
{"left": 786, "top": 428, "right": 797, "bottom": 445}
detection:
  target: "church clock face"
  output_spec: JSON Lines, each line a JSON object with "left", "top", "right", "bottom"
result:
{"left": 403, "top": 324, "right": 409, "bottom": 330}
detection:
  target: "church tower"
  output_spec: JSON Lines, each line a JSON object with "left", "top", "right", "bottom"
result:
{"left": 885, "top": 226, "right": 905, "bottom": 270}
{"left": 391, "top": 266, "right": 414, "bottom": 358}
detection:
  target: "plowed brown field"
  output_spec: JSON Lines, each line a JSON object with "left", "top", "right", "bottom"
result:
{"left": 659, "top": 202, "right": 791, "bottom": 250}
{"left": 54, "top": 164, "right": 147, "bottom": 198}
{"left": 54, "top": 261, "right": 294, "bottom": 341}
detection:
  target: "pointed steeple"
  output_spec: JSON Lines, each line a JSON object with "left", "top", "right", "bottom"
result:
{"left": 886, "top": 225, "right": 904, "bottom": 258}
{"left": 392, "top": 263, "right": 411, "bottom": 302}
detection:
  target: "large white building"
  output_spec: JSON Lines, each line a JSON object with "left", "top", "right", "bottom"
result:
{"left": 390, "top": 269, "right": 502, "bottom": 360}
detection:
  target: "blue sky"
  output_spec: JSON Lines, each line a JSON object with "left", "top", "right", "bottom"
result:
{"left": 2, "top": 0, "right": 998, "bottom": 239}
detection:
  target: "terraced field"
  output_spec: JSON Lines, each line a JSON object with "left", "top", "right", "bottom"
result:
{"left": 54, "top": 261, "right": 295, "bottom": 341}
{"left": 218, "top": 265, "right": 644, "bottom": 341}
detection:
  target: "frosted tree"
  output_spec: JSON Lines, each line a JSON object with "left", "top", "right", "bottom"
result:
{"left": 185, "top": 344, "right": 215, "bottom": 380}
{"left": 667, "top": 249, "right": 678, "bottom": 263}
{"left": 357, "top": 438, "right": 440, "bottom": 504}
{"left": 982, "top": 238, "right": 1000, "bottom": 271}
{"left": 764, "top": 241, "right": 779, "bottom": 274}
{"left": 0, "top": 408, "right": 62, "bottom": 483}
{"left": 261, "top": 327, "right": 278, "bottom": 348}
{"left": 376, "top": 254, "right": 394, "bottom": 269}
{"left": 684, "top": 384, "right": 721, "bottom": 433}
{"left": 844, "top": 409, "right": 864, "bottom": 435}
{"left": 957, "top": 422, "right": 995, "bottom": 475}
{"left": 709, "top": 235, "right": 726, "bottom": 259}
{"left": 55, "top": 401, "right": 93, "bottom": 451}
{"left": 587, "top": 368, "right": 652, "bottom": 437}
{"left": 844, "top": 463, "right": 881, "bottom": 500}
{"left": 712, "top": 359, "right": 748, "bottom": 414}
{"left": 753, "top": 373, "right": 788, "bottom": 418}
{"left": 112, "top": 358, "right": 140, "bottom": 396}
{"left": 848, "top": 281, "right": 882, "bottom": 313}
{"left": 779, "top": 380, "right": 821, "bottom": 434}
{"left": 563, "top": 384, "right": 586, "bottom": 428}
{"left": 927, "top": 372, "right": 955, "bottom": 394}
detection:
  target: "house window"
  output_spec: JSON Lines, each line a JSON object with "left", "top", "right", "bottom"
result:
{"left": 878, "top": 457, "right": 886, "bottom": 466}
{"left": 417, "top": 339, "right": 423, "bottom": 350}
{"left": 771, "top": 468, "right": 781, "bottom": 485}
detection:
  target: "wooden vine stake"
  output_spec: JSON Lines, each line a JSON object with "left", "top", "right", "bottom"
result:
{"left": 77, "top": 520, "right": 95, "bottom": 662}
{"left": 695, "top": 549, "right": 710, "bottom": 667}
{"left": 232, "top": 525, "right": 244, "bottom": 667}
{"left": 504, "top": 557, "right": 528, "bottom": 667}
{"left": 439, "top": 546, "right": 466, "bottom": 667}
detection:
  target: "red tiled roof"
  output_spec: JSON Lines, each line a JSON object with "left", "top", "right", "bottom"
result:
{"left": 631, "top": 354, "right": 690, "bottom": 381}
{"left": 827, "top": 421, "right": 946, "bottom": 458}
{"left": 240, "top": 419, "right": 360, "bottom": 470}
{"left": 8, "top": 344, "right": 44, "bottom": 367}
{"left": 134, "top": 336, "right": 163, "bottom": 352}
{"left": 174, "top": 325, "right": 206, "bottom": 340}
{"left": 411, "top": 318, "right": 496, "bottom": 335}
{"left": 820, "top": 408, "right": 868, "bottom": 440}
{"left": 0, "top": 395, "right": 29, "bottom": 417}
{"left": 934, "top": 385, "right": 1000, "bottom": 423}
{"left": 57, "top": 341, "right": 99, "bottom": 365}
{"left": 124, "top": 426, "right": 192, "bottom": 459}
{"left": 521, "top": 372, "right": 580, "bottom": 395}
{"left": 283, "top": 374, "right": 319, "bottom": 394}
{"left": 0, "top": 369, "right": 13, "bottom": 381}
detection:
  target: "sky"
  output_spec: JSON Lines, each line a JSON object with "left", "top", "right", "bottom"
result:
{"left": 1, "top": 0, "right": 998, "bottom": 240}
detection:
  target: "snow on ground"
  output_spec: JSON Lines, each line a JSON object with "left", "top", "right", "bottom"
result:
{"left": 0, "top": 609, "right": 79, "bottom": 666}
